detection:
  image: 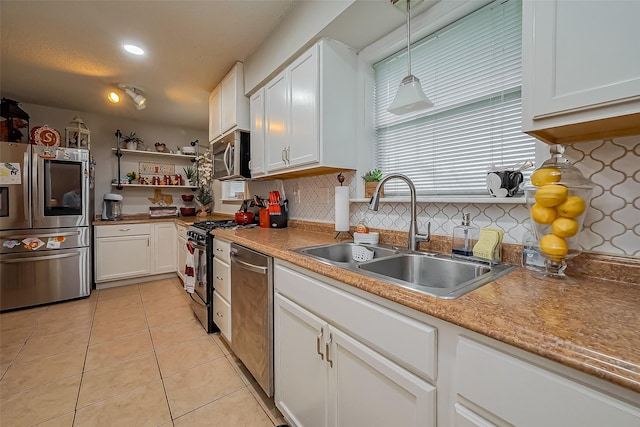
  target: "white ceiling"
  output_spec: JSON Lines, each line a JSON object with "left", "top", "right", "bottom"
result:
{"left": 1, "top": 0, "right": 437, "bottom": 131}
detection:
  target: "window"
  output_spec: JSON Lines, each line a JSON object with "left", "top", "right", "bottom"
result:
{"left": 373, "top": 0, "right": 536, "bottom": 196}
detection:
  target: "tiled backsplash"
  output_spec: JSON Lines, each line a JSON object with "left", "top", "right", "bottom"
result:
{"left": 283, "top": 136, "right": 640, "bottom": 258}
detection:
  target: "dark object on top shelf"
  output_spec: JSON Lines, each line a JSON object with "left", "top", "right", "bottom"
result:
{"left": 1, "top": 98, "right": 30, "bottom": 143}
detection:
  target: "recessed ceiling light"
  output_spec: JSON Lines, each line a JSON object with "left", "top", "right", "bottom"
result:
{"left": 123, "top": 44, "right": 144, "bottom": 55}
{"left": 108, "top": 91, "right": 120, "bottom": 103}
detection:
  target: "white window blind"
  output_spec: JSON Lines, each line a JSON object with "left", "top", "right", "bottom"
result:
{"left": 374, "top": 0, "right": 536, "bottom": 196}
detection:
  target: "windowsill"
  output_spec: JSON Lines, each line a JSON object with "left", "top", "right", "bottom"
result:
{"left": 351, "top": 196, "right": 527, "bottom": 204}
{"left": 220, "top": 198, "right": 244, "bottom": 204}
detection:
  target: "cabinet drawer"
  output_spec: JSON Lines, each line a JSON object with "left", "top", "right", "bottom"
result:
{"left": 95, "top": 223, "right": 151, "bottom": 238}
{"left": 213, "top": 291, "right": 231, "bottom": 342}
{"left": 213, "top": 258, "right": 230, "bottom": 302}
{"left": 456, "top": 337, "right": 640, "bottom": 427}
{"left": 275, "top": 265, "right": 437, "bottom": 382}
{"left": 213, "top": 238, "right": 230, "bottom": 263}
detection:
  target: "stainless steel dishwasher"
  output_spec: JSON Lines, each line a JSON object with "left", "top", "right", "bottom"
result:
{"left": 230, "top": 243, "right": 274, "bottom": 396}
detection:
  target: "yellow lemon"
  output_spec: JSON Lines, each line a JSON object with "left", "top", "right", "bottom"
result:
{"left": 530, "top": 203, "right": 557, "bottom": 224}
{"left": 556, "top": 196, "right": 587, "bottom": 218}
{"left": 530, "top": 167, "right": 561, "bottom": 187}
{"left": 540, "top": 234, "right": 568, "bottom": 261}
{"left": 534, "top": 184, "right": 568, "bottom": 207}
{"left": 551, "top": 217, "right": 579, "bottom": 237}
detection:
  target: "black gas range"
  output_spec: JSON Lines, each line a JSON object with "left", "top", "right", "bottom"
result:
{"left": 186, "top": 219, "right": 256, "bottom": 333}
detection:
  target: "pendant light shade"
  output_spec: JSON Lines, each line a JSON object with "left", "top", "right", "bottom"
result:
{"left": 388, "top": 0, "right": 434, "bottom": 115}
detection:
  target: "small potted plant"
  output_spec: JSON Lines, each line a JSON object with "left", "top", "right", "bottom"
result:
{"left": 362, "top": 168, "right": 384, "bottom": 198}
{"left": 126, "top": 171, "right": 140, "bottom": 184}
{"left": 183, "top": 166, "right": 197, "bottom": 186}
{"left": 196, "top": 186, "right": 213, "bottom": 216}
{"left": 123, "top": 132, "right": 143, "bottom": 150}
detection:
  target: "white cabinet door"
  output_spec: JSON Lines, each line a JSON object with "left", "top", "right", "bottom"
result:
{"left": 208, "top": 86, "right": 221, "bottom": 143}
{"left": 249, "top": 88, "right": 265, "bottom": 177}
{"left": 153, "top": 223, "right": 176, "bottom": 274}
{"left": 329, "top": 326, "right": 436, "bottom": 427}
{"left": 264, "top": 71, "right": 289, "bottom": 172}
{"left": 95, "top": 235, "right": 151, "bottom": 282}
{"left": 220, "top": 67, "right": 238, "bottom": 134}
{"left": 522, "top": 0, "right": 640, "bottom": 143}
{"left": 288, "top": 44, "right": 319, "bottom": 168}
{"left": 275, "top": 293, "right": 329, "bottom": 427}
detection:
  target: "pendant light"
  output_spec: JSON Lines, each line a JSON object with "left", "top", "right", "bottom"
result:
{"left": 387, "top": 0, "right": 434, "bottom": 115}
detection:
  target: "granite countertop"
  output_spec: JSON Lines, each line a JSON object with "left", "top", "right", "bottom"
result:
{"left": 93, "top": 213, "right": 234, "bottom": 227}
{"left": 212, "top": 226, "right": 640, "bottom": 394}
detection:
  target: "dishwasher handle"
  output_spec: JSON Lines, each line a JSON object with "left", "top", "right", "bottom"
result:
{"left": 230, "top": 252, "right": 268, "bottom": 274}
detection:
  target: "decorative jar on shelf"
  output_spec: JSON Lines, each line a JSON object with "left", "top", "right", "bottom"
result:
{"left": 524, "top": 145, "right": 594, "bottom": 282}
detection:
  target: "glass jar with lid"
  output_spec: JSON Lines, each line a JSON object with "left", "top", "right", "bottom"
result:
{"left": 524, "top": 145, "right": 594, "bottom": 281}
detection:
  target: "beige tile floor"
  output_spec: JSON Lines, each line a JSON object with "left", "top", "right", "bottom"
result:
{"left": 0, "top": 277, "right": 287, "bottom": 427}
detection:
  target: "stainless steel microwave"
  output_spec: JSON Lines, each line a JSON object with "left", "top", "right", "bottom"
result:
{"left": 211, "top": 130, "right": 251, "bottom": 181}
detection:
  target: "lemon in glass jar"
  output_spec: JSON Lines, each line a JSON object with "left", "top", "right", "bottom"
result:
{"left": 534, "top": 184, "right": 568, "bottom": 207}
{"left": 551, "top": 217, "right": 579, "bottom": 238}
{"left": 556, "top": 195, "right": 587, "bottom": 218}
{"left": 530, "top": 167, "right": 562, "bottom": 187}
{"left": 540, "top": 234, "right": 568, "bottom": 261}
{"left": 530, "top": 203, "right": 557, "bottom": 224}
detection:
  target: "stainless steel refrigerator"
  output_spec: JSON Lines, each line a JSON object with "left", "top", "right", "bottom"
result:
{"left": 1, "top": 141, "right": 91, "bottom": 311}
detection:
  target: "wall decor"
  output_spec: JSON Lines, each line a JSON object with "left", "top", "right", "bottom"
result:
{"left": 139, "top": 162, "right": 175, "bottom": 175}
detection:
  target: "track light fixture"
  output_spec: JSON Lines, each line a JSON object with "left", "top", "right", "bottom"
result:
{"left": 117, "top": 84, "right": 147, "bottom": 110}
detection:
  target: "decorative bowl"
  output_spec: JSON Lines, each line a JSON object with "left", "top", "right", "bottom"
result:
{"left": 180, "top": 207, "right": 196, "bottom": 216}
{"left": 181, "top": 194, "right": 194, "bottom": 202}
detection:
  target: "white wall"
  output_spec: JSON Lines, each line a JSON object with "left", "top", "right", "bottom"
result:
{"left": 243, "top": 0, "right": 354, "bottom": 95}
{"left": 23, "top": 103, "right": 207, "bottom": 216}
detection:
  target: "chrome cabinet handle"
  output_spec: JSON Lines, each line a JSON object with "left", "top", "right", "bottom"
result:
{"left": 326, "top": 332, "right": 333, "bottom": 368}
{"left": 316, "top": 327, "right": 324, "bottom": 360}
{"left": 281, "top": 148, "right": 286, "bottom": 163}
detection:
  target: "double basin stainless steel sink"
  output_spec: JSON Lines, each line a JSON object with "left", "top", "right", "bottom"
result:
{"left": 293, "top": 242, "right": 515, "bottom": 299}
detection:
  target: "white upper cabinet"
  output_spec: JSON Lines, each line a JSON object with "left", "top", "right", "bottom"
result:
{"left": 249, "top": 88, "right": 265, "bottom": 177}
{"left": 254, "top": 38, "right": 357, "bottom": 179}
{"left": 264, "top": 70, "right": 289, "bottom": 172}
{"left": 522, "top": 0, "right": 640, "bottom": 144}
{"left": 208, "top": 86, "right": 221, "bottom": 143}
{"left": 209, "top": 62, "right": 250, "bottom": 143}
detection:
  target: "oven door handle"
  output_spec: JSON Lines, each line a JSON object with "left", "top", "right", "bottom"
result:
{"left": 230, "top": 253, "right": 268, "bottom": 274}
{"left": 188, "top": 240, "right": 206, "bottom": 252}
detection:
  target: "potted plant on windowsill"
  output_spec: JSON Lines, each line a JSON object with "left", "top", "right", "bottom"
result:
{"left": 363, "top": 168, "right": 384, "bottom": 198}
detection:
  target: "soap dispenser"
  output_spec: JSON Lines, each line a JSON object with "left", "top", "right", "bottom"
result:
{"left": 452, "top": 212, "right": 479, "bottom": 257}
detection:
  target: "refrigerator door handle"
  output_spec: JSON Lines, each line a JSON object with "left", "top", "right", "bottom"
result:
{"left": 2, "top": 230, "right": 81, "bottom": 240}
{"left": 1, "top": 252, "right": 79, "bottom": 263}
{"left": 23, "top": 151, "right": 30, "bottom": 222}
{"left": 32, "top": 151, "right": 42, "bottom": 221}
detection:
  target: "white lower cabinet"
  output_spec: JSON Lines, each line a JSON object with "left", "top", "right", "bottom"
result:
{"left": 153, "top": 222, "right": 176, "bottom": 273}
{"left": 274, "top": 261, "right": 639, "bottom": 427}
{"left": 212, "top": 238, "right": 231, "bottom": 341}
{"left": 456, "top": 337, "right": 640, "bottom": 427}
{"left": 95, "top": 224, "right": 152, "bottom": 282}
{"left": 275, "top": 294, "right": 329, "bottom": 427}
{"left": 274, "top": 263, "right": 436, "bottom": 427}
{"left": 95, "top": 222, "right": 177, "bottom": 284}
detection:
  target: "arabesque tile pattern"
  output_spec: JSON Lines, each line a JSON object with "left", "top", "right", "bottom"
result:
{"left": 0, "top": 278, "right": 286, "bottom": 427}
{"left": 284, "top": 136, "right": 640, "bottom": 256}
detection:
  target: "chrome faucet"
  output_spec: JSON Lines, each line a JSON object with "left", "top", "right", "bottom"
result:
{"left": 368, "top": 173, "right": 430, "bottom": 251}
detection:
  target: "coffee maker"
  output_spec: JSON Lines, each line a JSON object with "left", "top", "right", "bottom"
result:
{"left": 102, "top": 193, "right": 123, "bottom": 220}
